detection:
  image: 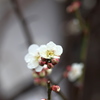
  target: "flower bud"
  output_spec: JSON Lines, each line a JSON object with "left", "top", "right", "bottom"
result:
{"left": 41, "top": 57, "right": 47, "bottom": 61}
{"left": 66, "top": 1, "right": 81, "bottom": 13}
{"left": 34, "top": 78, "right": 41, "bottom": 85}
{"left": 66, "top": 5, "right": 74, "bottom": 13}
{"left": 66, "top": 65, "right": 72, "bottom": 71}
{"left": 72, "top": 1, "right": 81, "bottom": 10}
{"left": 47, "top": 63, "right": 54, "bottom": 69}
{"left": 40, "top": 78, "right": 48, "bottom": 86}
{"left": 63, "top": 71, "right": 68, "bottom": 78}
{"left": 39, "top": 60, "right": 46, "bottom": 66}
{"left": 39, "top": 71, "right": 46, "bottom": 77}
{"left": 51, "top": 58, "right": 59, "bottom": 65}
{"left": 41, "top": 99, "right": 47, "bottom": 100}
{"left": 32, "top": 72, "right": 39, "bottom": 78}
{"left": 51, "top": 85, "right": 60, "bottom": 92}
{"left": 46, "top": 68, "right": 52, "bottom": 75}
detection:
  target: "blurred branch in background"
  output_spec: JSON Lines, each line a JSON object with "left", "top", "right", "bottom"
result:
{"left": 65, "top": 0, "right": 97, "bottom": 100}
{"left": 65, "top": 0, "right": 100, "bottom": 100}
{"left": 10, "top": 0, "right": 34, "bottom": 46}
{"left": 0, "top": 0, "right": 35, "bottom": 100}
{"left": 0, "top": 10, "right": 12, "bottom": 46}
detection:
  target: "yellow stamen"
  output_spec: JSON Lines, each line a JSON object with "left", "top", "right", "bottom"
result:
{"left": 46, "top": 50, "right": 54, "bottom": 57}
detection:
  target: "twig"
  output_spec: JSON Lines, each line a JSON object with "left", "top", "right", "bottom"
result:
{"left": 74, "top": 9, "right": 90, "bottom": 62}
{"left": 57, "top": 91, "right": 68, "bottom": 100}
{"left": 10, "top": 0, "right": 34, "bottom": 46}
{"left": 57, "top": 75, "right": 65, "bottom": 84}
{"left": 48, "top": 78, "right": 68, "bottom": 100}
{"left": 47, "top": 81, "right": 52, "bottom": 100}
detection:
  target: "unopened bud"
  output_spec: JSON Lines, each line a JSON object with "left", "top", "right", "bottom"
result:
{"left": 63, "top": 71, "right": 68, "bottom": 78}
{"left": 73, "top": 1, "right": 81, "bottom": 9}
{"left": 32, "top": 72, "right": 39, "bottom": 78}
{"left": 39, "top": 60, "right": 46, "bottom": 66}
{"left": 47, "top": 63, "right": 54, "bottom": 69}
{"left": 66, "top": 5, "right": 74, "bottom": 13}
{"left": 46, "top": 68, "right": 52, "bottom": 75}
{"left": 40, "top": 78, "right": 48, "bottom": 86}
{"left": 41, "top": 57, "right": 47, "bottom": 61}
{"left": 51, "top": 58, "right": 59, "bottom": 65}
{"left": 41, "top": 99, "right": 47, "bottom": 100}
{"left": 66, "top": 1, "right": 81, "bottom": 13}
{"left": 66, "top": 65, "right": 72, "bottom": 71}
{"left": 51, "top": 85, "right": 60, "bottom": 92}
{"left": 39, "top": 71, "right": 46, "bottom": 77}
{"left": 34, "top": 78, "right": 41, "bottom": 84}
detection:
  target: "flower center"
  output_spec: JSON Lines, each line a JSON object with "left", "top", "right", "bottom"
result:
{"left": 46, "top": 50, "right": 54, "bottom": 57}
{"left": 35, "top": 55, "right": 40, "bottom": 61}
{"left": 73, "top": 69, "right": 78, "bottom": 75}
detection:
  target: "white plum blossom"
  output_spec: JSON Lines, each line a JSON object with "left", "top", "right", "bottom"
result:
{"left": 68, "top": 63, "right": 84, "bottom": 82}
{"left": 24, "top": 44, "right": 44, "bottom": 72}
{"left": 38, "top": 41, "right": 63, "bottom": 59}
{"left": 24, "top": 41, "right": 63, "bottom": 72}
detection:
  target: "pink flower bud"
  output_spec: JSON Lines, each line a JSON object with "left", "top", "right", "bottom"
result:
{"left": 51, "top": 58, "right": 59, "bottom": 65}
{"left": 66, "top": 1, "right": 81, "bottom": 13}
{"left": 66, "top": 65, "right": 72, "bottom": 71}
{"left": 46, "top": 68, "right": 52, "bottom": 75}
{"left": 32, "top": 72, "right": 39, "bottom": 78}
{"left": 39, "top": 60, "right": 46, "bottom": 66}
{"left": 41, "top": 57, "right": 47, "bottom": 61}
{"left": 41, "top": 99, "right": 47, "bottom": 100}
{"left": 34, "top": 78, "right": 41, "bottom": 84}
{"left": 66, "top": 5, "right": 74, "bottom": 13}
{"left": 40, "top": 78, "right": 48, "bottom": 86}
{"left": 72, "top": 1, "right": 81, "bottom": 9}
{"left": 39, "top": 71, "right": 46, "bottom": 77}
{"left": 47, "top": 63, "right": 54, "bottom": 69}
{"left": 51, "top": 85, "right": 60, "bottom": 92}
{"left": 63, "top": 71, "right": 68, "bottom": 78}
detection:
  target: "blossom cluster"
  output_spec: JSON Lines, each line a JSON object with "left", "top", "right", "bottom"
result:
{"left": 24, "top": 41, "right": 63, "bottom": 72}
{"left": 63, "top": 63, "right": 84, "bottom": 82}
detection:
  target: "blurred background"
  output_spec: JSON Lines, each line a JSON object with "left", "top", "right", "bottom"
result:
{"left": 0, "top": 0, "right": 100, "bottom": 100}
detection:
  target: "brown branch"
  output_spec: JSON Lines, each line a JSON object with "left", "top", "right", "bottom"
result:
{"left": 10, "top": 0, "right": 34, "bottom": 46}
{"left": 47, "top": 81, "right": 52, "bottom": 100}
{"left": 48, "top": 78, "right": 68, "bottom": 100}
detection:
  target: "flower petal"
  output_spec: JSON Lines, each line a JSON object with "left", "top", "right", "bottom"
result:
{"left": 35, "top": 66, "right": 43, "bottom": 72}
{"left": 33, "top": 60, "right": 39, "bottom": 66}
{"left": 79, "top": 63, "right": 84, "bottom": 69}
{"left": 43, "top": 64, "right": 48, "bottom": 68}
{"left": 68, "top": 72, "right": 76, "bottom": 82}
{"left": 38, "top": 45, "right": 47, "bottom": 52}
{"left": 28, "top": 44, "right": 39, "bottom": 54}
{"left": 38, "top": 45, "right": 47, "bottom": 58}
{"left": 24, "top": 54, "right": 33, "bottom": 63}
{"left": 47, "top": 41, "right": 56, "bottom": 50}
{"left": 55, "top": 45, "right": 63, "bottom": 55}
{"left": 27, "top": 62, "right": 37, "bottom": 69}
{"left": 27, "top": 59, "right": 39, "bottom": 69}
